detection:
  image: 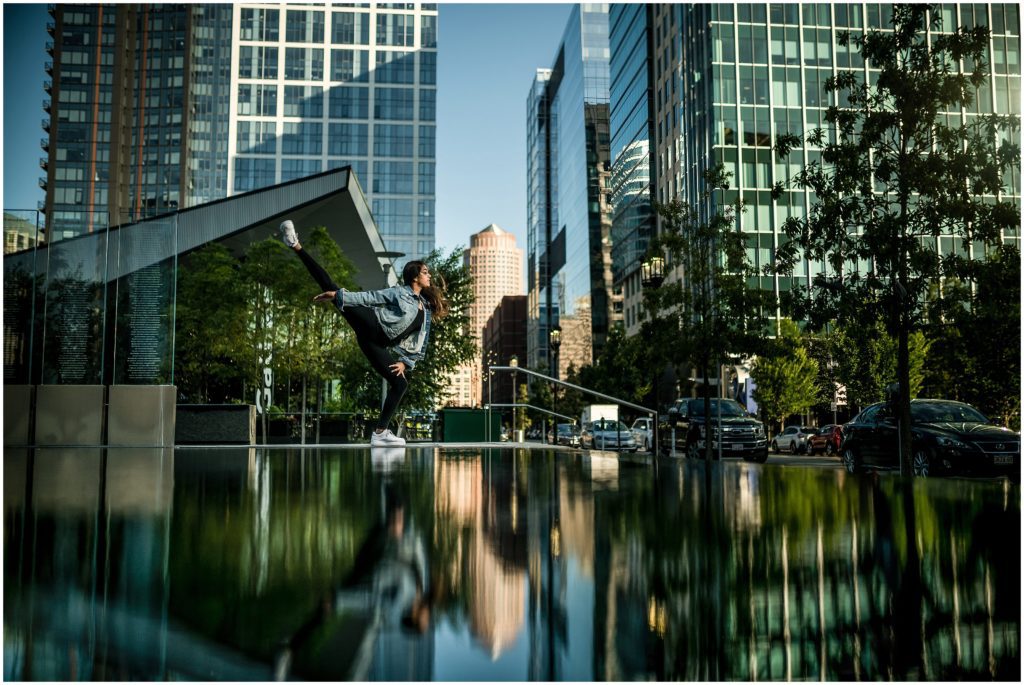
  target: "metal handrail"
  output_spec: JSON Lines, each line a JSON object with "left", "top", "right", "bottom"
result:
{"left": 486, "top": 365, "right": 657, "bottom": 443}
{"left": 488, "top": 365, "right": 656, "bottom": 417}
{"left": 486, "top": 402, "right": 576, "bottom": 423}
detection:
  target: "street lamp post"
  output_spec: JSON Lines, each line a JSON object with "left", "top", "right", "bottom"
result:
{"left": 549, "top": 328, "right": 561, "bottom": 445}
{"left": 640, "top": 255, "right": 666, "bottom": 454}
{"left": 510, "top": 354, "right": 519, "bottom": 442}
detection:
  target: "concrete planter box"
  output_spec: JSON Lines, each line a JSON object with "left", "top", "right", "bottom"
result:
{"left": 35, "top": 385, "right": 106, "bottom": 446}
{"left": 176, "top": 404, "right": 256, "bottom": 445}
{"left": 4, "top": 385, "right": 35, "bottom": 446}
{"left": 108, "top": 385, "right": 176, "bottom": 447}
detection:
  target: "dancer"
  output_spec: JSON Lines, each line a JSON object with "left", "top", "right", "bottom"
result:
{"left": 280, "top": 220, "right": 448, "bottom": 446}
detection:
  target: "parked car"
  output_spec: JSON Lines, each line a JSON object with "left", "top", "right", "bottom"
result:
{"left": 772, "top": 425, "right": 817, "bottom": 454}
{"left": 661, "top": 398, "right": 768, "bottom": 462}
{"left": 554, "top": 423, "right": 581, "bottom": 447}
{"left": 581, "top": 419, "right": 638, "bottom": 452}
{"left": 630, "top": 417, "right": 654, "bottom": 451}
{"left": 841, "top": 399, "right": 1020, "bottom": 478}
{"left": 807, "top": 424, "right": 843, "bottom": 455}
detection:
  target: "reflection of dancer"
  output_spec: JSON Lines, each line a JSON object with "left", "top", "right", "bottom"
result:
{"left": 274, "top": 485, "right": 434, "bottom": 681}
{"left": 280, "top": 220, "right": 449, "bottom": 446}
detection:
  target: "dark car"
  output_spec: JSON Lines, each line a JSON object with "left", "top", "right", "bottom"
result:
{"left": 661, "top": 398, "right": 768, "bottom": 462}
{"left": 554, "top": 423, "right": 580, "bottom": 447}
{"left": 807, "top": 424, "right": 843, "bottom": 455}
{"left": 841, "top": 399, "right": 1020, "bottom": 477}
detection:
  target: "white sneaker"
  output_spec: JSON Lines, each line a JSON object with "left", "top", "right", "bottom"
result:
{"left": 371, "top": 429, "right": 406, "bottom": 446}
{"left": 279, "top": 219, "right": 299, "bottom": 248}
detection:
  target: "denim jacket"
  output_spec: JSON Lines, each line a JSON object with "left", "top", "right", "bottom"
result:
{"left": 335, "top": 285, "right": 432, "bottom": 370}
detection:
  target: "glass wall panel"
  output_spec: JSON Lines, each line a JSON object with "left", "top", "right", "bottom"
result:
{"left": 40, "top": 228, "right": 111, "bottom": 384}
{"left": 110, "top": 216, "right": 177, "bottom": 385}
{"left": 3, "top": 212, "right": 47, "bottom": 384}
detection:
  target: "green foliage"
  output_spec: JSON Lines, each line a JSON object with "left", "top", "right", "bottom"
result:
{"left": 830, "top": 320, "right": 930, "bottom": 411}
{"left": 575, "top": 324, "right": 652, "bottom": 408}
{"left": 772, "top": 5, "right": 1019, "bottom": 470}
{"left": 174, "top": 243, "right": 249, "bottom": 403}
{"left": 922, "top": 245, "right": 1021, "bottom": 429}
{"left": 750, "top": 320, "right": 820, "bottom": 433}
{"left": 400, "top": 247, "right": 477, "bottom": 412}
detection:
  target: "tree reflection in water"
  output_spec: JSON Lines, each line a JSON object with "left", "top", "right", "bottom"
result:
{"left": 3, "top": 446, "right": 1019, "bottom": 681}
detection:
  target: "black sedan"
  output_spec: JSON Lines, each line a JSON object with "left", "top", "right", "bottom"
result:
{"left": 841, "top": 399, "right": 1019, "bottom": 478}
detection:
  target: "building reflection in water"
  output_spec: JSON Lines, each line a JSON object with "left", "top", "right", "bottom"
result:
{"left": 4, "top": 446, "right": 1019, "bottom": 681}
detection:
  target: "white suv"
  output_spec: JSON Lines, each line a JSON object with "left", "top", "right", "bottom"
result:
{"left": 630, "top": 417, "right": 654, "bottom": 452}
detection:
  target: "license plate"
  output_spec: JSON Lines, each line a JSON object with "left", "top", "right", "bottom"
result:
{"left": 732, "top": 444, "right": 744, "bottom": 451}
{"left": 994, "top": 455, "right": 1014, "bottom": 465}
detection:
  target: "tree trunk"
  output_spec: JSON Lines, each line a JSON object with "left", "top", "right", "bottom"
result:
{"left": 301, "top": 373, "right": 307, "bottom": 445}
{"left": 702, "top": 358, "right": 714, "bottom": 461}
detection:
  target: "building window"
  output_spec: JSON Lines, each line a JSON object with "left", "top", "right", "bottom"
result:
{"left": 282, "top": 121, "right": 323, "bottom": 155}
{"left": 234, "top": 157, "right": 275, "bottom": 191}
{"left": 373, "top": 124, "right": 414, "bottom": 157}
{"left": 281, "top": 158, "right": 322, "bottom": 181}
{"left": 285, "top": 47, "right": 324, "bottom": 81}
{"left": 331, "top": 49, "right": 370, "bottom": 83}
{"left": 239, "top": 8, "right": 279, "bottom": 42}
{"left": 284, "top": 85, "right": 324, "bottom": 118}
{"left": 372, "top": 161, "right": 414, "bottom": 194}
{"left": 375, "top": 50, "right": 415, "bottom": 84}
{"left": 418, "top": 161, "right": 435, "bottom": 194}
{"left": 376, "top": 13, "right": 414, "bottom": 47}
{"left": 372, "top": 197, "right": 414, "bottom": 233}
{"left": 374, "top": 87, "right": 414, "bottom": 120}
{"left": 329, "top": 86, "right": 369, "bottom": 119}
{"left": 418, "top": 125, "right": 435, "bottom": 158}
{"left": 419, "top": 50, "right": 436, "bottom": 85}
{"left": 285, "top": 9, "right": 325, "bottom": 43}
{"left": 237, "top": 84, "right": 277, "bottom": 116}
{"left": 419, "top": 88, "right": 436, "bottom": 121}
{"left": 236, "top": 121, "right": 277, "bottom": 154}
{"left": 421, "top": 15, "right": 437, "bottom": 48}
{"left": 328, "top": 122, "right": 368, "bottom": 156}
{"left": 238, "top": 45, "right": 278, "bottom": 79}
{"left": 332, "top": 11, "right": 370, "bottom": 45}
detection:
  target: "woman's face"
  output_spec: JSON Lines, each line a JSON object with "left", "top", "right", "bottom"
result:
{"left": 413, "top": 265, "right": 431, "bottom": 289}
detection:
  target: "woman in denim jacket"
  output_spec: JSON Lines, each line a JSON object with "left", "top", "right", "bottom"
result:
{"left": 280, "top": 220, "right": 449, "bottom": 446}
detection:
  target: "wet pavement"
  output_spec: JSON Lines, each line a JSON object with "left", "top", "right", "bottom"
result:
{"left": 4, "top": 446, "right": 1020, "bottom": 680}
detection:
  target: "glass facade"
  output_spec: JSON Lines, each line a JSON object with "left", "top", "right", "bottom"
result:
{"left": 229, "top": 3, "right": 438, "bottom": 270}
{"left": 651, "top": 3, "right": 1021, "bottom": 318}
{"left": 526, "top": 4, "right": 618, "bottom": 374}
{"left": 608, "top": 4, "right": 655, "bottom": 336}
{"left": 188, "top": 5, "right": 233, "bottom": 206}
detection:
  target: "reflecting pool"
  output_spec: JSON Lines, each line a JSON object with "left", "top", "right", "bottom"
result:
{"left": 4, "top": 447, "right": 1020, "bottom": 680}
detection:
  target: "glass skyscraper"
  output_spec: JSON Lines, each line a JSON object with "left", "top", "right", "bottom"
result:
{"left": 638, "top": 3, "right": 1020, "bottom": 320}
{"left": 40, "top": 3, "right": 437, "bottom": 265}
{"left": 608, "top": 4, "right": 655, "bottom": 337}
{"left": 526, "top": 4, "right": 619, "bottom": 375}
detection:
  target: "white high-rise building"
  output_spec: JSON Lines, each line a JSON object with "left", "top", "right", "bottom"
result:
{"left": 448, "top": 224, "right": 524, "bottom": 407}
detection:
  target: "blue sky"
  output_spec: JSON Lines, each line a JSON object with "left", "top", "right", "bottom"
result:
{"left": 2, "top": 3, "right": 572, "bottom": 259}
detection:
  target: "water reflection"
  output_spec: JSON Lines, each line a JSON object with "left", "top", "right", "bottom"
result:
{"left": 4, "top": 447, "right": 1019, "bottom": 680}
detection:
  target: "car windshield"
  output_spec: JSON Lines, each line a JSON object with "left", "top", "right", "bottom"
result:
{"left": 687, "top": 399, "right": 748, "bottom": 417}
{"left": 557, "top": 424, "right": 575, "bottom": 433}
{"left": 912, "top": 401, "right": 988, "bottom": 424}
{"left": 593, "top": 420, "right": 629, "bottom": 432}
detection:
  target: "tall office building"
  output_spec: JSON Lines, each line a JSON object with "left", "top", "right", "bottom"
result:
{"left": 526, "top": 4, "right": 619, "bottom": 378}
{"left": 40, "top": 3, "right": 438, "bottom": 264}
{"left": 456, "top": 223, "right": 523, "bottom": 407}
{"left": 608, "top": 5, "right": 655, "bottom": 337}
{"left": 625, "top": 3, "right": 1020, "bottom": 327}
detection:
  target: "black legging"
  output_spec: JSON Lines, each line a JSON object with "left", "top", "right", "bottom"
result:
{"left": 296, "top": 247, "right": 409, "bottom": 432}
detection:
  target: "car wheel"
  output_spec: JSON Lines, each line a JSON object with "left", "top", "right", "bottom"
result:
{"left": 687, "top": 441, "right": 702, "bottom": 460}
{"left": 825, "top": 441, "right": 835, "bottom": 456}
{"left": 771, "top": 440, "right": 778, "bottom": 452}
{"left": 790, "top": 440, "right": 798, "bottom": 455}
{"left": 643, "top": 438, "right": 650, "bottom": 452}
{"left": 842, "top": 447, "right": 860, "bottom": 474}
{"left": 912, "top": 448, "right": 932, "bottom": 477}
{"left": 752, "top": 450, "right": 769, "bottom": 464}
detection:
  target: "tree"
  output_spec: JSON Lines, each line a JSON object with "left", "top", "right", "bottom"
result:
{"left": 750, "top": 320, "right": 820, "bottom": 436}
{"left": 773, "top": 5, "right": 1019, "bottom": 473}
{"left": 645, "top": 164, "right": 772, "bottom": 459}
{"left": 174, "top": 244, "right": 248, "bottom": 403}
{"left": 922, "top": 245, "right": 1021, "bottom": 429}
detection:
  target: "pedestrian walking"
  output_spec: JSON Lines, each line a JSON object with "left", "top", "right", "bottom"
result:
{"left": 280, "top": 220, "right": 448, "bottom": 446}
